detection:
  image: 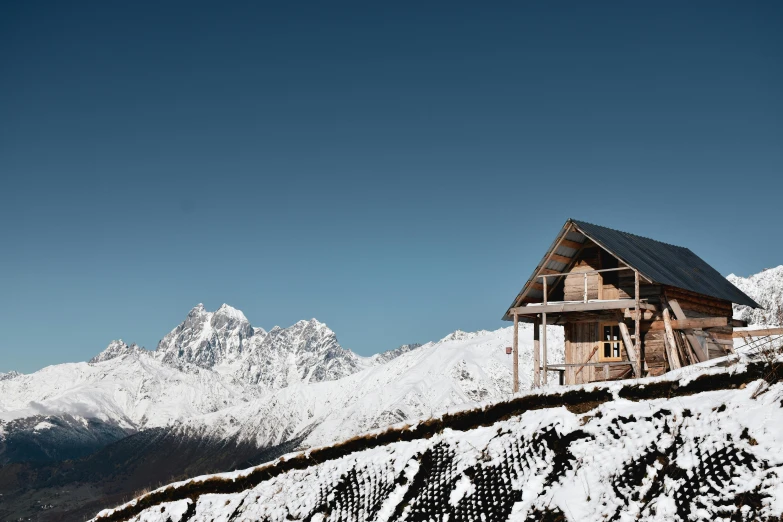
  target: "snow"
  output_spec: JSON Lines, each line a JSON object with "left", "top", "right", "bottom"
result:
{"left": 168, "top": 324, "right": 564, "bottom": 450}
{"left": 728, "top": 265, "right": 783, "bottom": 326}
{"left": 93, "top": 358, "right": 783, "bottom": 522}
{"left": 0, "top": 307, "right": 564, "bottom": 452}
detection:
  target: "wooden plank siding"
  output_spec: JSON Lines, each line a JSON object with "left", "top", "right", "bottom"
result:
{"left": 563, "top": 245, "right": 602, "bottom": 301}
{"left": 663, "top": 287, "right": 735, "bottom": 360}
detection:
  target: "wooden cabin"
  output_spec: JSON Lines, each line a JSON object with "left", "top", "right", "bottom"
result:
{"left": 502, "top": 219, "right": 760, "bottom": 388}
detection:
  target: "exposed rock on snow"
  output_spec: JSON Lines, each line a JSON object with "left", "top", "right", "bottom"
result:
{"left": 89, "top": 340, "right": 146, "bottom": 364}
{"left": 728, "top": 265, "right": 783, "bottom": 326}
{"left": 171, "top": 324, "right": 564, "bottom": 450}
{"left": 232, "top": 319, "right": 367, "bottom": 389}
{"left": 155, "top": 303, "right": 257, "bottom": 371}
{"left": 0, "top": 371, "right": 20, "bottom": 381}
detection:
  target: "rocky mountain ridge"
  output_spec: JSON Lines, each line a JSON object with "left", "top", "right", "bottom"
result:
{"left": 728, "top": 265, "right": 783, "bottom": 326}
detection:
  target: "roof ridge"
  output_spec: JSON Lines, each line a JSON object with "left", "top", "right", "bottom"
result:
{"left": 570, "top": 219, "right": 690, "bottom": 251}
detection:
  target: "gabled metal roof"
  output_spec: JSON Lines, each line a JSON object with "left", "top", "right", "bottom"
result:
{"left": 503, "top": 219, "right": 760, "bottom": 320}
{"left": 570, "top": 220, "right": 759, "bottom": 309}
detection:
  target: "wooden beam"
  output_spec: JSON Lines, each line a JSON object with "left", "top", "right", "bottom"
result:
{"left": 513, "top": 313, "right": 519, "bottom": 393}
{"left": 542, "top": 312, "right": 548, "bottom": 385}
{"left": 530, "top": 282, "right": 544, "bottom": 291}
{"left": 678, "top": 330, "right": 699, "bottom": 365}
{"left": 662, "top": 309, "right": 683, "bottom": 370}
{"left": 560, "top": 239, "right": 583, "bottom": 250}
{"left": 539, "top": 268, "right": 562, "bottom": 276}
{"left": 548, "top": 253, "right": 572, "bottom": 264}
{"left": 647, "top": 317, "right": 728, "bottom": 330}
{"left": 624, "top": 309, "right": 659, "bottom": 321}
{"left": 732, "top": 327, "right": 783, "bottom": 338}
{"left": 667, "top": 299, "right": 708, "bottom": 362}
{"left": 549, "top": 361, "right": 635, "bottom": 368}
{"left": 634, "top": 269, "right": 642, "bottom": 379}
{"left": 510, "top": 300, "right": 656, "bottom": 316}
{"left": 533, "top": 317, "right": 540, "bottom": 387}
{"left": 619, "top": 322, "right": 647, "bottom": 375}
{"left": 574, "top": 345, "right": 599, "bottom": 377}
{"left": 514, "top": 223, "right": 576, "bottom": 308}
{"left": 708, "top": 337, "right": 736, "bottom": 346}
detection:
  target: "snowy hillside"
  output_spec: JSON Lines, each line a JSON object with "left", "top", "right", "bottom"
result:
{"left": 0, "top": 351, "right": 255, "bottom": 430}
{"left": 92, "top": 357, "right": 783, "bottom": 522}
{"left": 728, "top": 265, "right": 783, "bottom": 326}
{"left": 172, "top": 325, "right": 564, "bottom": 450}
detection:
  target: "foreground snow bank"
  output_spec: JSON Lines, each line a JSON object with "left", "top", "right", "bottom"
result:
{"left": 94, "top": 357, "right": 783, "bottom": 522}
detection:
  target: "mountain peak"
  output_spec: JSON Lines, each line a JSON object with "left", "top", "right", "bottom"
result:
{"left": 188, "top": 303, "right": 207, "bottom": 317}
{"left": 90, "top": 340, "right": 145, "bottom": 364}
{"left": 215, "top": 303, "right": 248, "bottom": 323}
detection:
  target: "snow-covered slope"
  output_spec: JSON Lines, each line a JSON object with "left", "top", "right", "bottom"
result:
{"left": 93, "top": 357, "right": 783, "bottom": 522}
{"left": 173, "top": 325, "right": 564, "bottom": 450}
{"left": 231, "top": 318, "right": 369, "bottom": 389}
{"left": 728, "top": 265, "right": 783, "bottom": 326}
{"left": 0, "top": 304, "right": 563, "bottom": 469}
{"left": 0, "top": 351, "right": 255, "bottom": 430}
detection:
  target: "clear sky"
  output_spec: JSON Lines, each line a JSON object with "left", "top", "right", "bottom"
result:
{"left": 1, "top": 2, "right": 781, "bottom": 373}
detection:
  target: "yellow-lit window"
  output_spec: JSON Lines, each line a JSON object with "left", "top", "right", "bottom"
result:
{"left": 600, "top": 324, "right": 623, "bottom": 361}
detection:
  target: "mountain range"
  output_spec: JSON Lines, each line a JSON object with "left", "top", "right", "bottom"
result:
{"left": 0, "top": 266, "right": 780, "bottom": 521}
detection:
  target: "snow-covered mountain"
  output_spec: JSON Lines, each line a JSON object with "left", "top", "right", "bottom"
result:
{"left": 2, "top": 263, "right": 781, "bottom": 522}
{"left": 0, "top": 370, "right": 20, "bottom": 381}
{"left": 0, "top": 349, "right": 255, "bottom": 431}
{"left": 0, "top": 311, "right": 563, "bottom": 452}
{"left": 231, "top": 318, "right": 369, "bottom": 389}
{"left": 728, "top": 265, "right": 783, "bottom": 326}
{"left": 89, "top": 340, "right": 146, "bottom": 364}
{"left": 172, "top": 325, "right": 563, "bottom": 450}
{"left": 0, "top": 306, "right": 563, "bottom": 522}
{"left": 155, "top": 303, "right": 258, "bottom": 371}
{"left": 92, "top": 356, "right": 783, "bottom": 522}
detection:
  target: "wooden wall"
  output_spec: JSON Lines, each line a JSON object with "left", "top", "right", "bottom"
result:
{"left": 562, "top": 287, "right": 735, "bottom": 384}
{"left": 564, "top": 245, "right": 602, "bottom": 301}
{"left": 663, "top": 287, "right": 734, "bottom": 360}
{"left": 564, "top": 321, "right": 634, "bottom": 385}
{"left": 562, "top": 241, "right": 661, "bottom": 303}
{"left": 565, "top": 318, "right": 670, "bottom": 384}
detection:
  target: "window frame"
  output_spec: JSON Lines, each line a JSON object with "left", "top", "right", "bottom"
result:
{"left": 598, "top": 322, "right": 624, "bottom": 362}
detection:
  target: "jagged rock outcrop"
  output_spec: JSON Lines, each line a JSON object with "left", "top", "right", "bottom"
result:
{"left": 728, "top": 265, "right": 783, "bottom": 326}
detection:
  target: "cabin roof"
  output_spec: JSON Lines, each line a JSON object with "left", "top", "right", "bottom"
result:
{"left": 503, "top": 219, "right": 759, "bottom": 320}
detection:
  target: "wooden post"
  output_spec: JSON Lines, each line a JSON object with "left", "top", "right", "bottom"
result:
{"left": 542, "top": 312, "right": 548, "bottom": 385}
{"left": 667, "top": 299, "right": 708, "bottom": 362}
{"left": 513, "top": 312, "right": 519, "bottom": 393}
{"left": 662, "top": 308, "right": 683, "bottom": 369}
{"left": 543, "top": 276, "right": 548, "bottom": 305}
{"left": 533, "top": 316, "right": 540, "bottom": 387}
{"left": 541, "top": 276, "right": 548, "bottom": 387}
{"left": 619, "top": 322, "right": 646, "bottom": 376}
{"left": 634, "top": 269, "right": 642, "bottom": 378}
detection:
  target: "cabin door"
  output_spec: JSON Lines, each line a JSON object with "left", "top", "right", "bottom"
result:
{"left": 564, "top": 323, "right": 600, "bottom": 385}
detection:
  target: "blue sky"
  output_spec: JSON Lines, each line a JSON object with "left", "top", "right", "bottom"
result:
{"left": 1, "top": 2, "right": 781, "bottom": 373}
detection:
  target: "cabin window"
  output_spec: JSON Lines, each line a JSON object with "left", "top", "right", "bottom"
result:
{"left": 599, "top": 323, "right": 623, "bottom": 361}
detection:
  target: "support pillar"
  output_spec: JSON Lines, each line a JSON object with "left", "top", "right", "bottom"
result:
{"left": 513, "top": 312, "right": 519, "bottom": 393}
{"left": 542, "top": 312, "right": 548, "bottom": 385}
{"left": 634, "top": 269, "right": 642, "bottom": 379}
{"left": 533, "top": 316, "right": 540, "bottom": 387}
